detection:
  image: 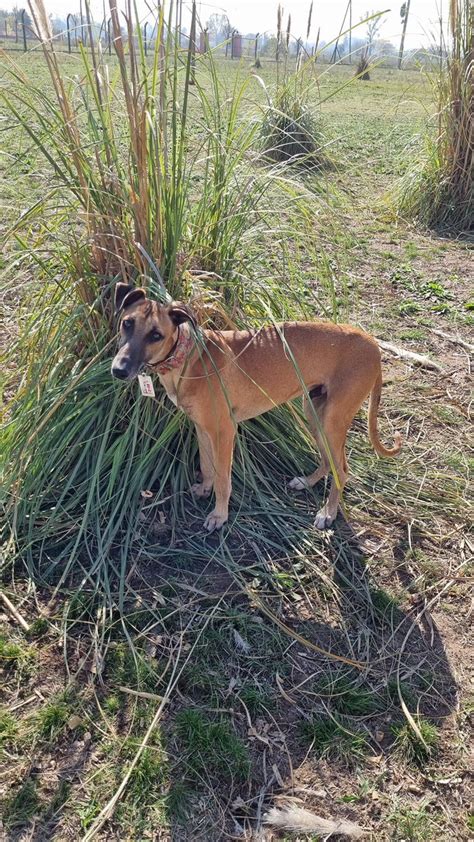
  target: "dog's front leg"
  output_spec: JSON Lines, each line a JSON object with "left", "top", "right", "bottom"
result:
{"left": 202, "top": 422, "right": 235, "bottom": 532}
{"left": 191, "top": 424, "right": 214, "bottom": 498}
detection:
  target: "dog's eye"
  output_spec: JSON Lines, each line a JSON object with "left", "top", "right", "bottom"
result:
{"left": 148, "top": 329, "right": 163, "bottom": 342}
{"left": 122, "top": 318, "right": 134, "bottom": 331}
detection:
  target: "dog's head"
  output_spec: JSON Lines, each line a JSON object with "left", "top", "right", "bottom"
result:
{"left": 111, "top": 283, "right": 196, "bottom": 380}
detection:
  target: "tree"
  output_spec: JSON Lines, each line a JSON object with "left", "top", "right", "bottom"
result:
{"left": 362, "top": 10, "right": 385, "bottom": 57}
{"left": 205, "top": 12, "right": 233, "bottom": 52}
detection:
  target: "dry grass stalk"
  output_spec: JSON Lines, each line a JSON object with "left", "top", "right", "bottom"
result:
{"left": 264, "top": 804, "right": 365, "bottom": 838}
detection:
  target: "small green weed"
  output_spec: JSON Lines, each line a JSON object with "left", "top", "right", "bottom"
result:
{"left": 391, "top": 717, "right": 439, "bottom": 765}
{"left": 405, "top": 242, "right": 420, "bottom": 259}
{"left": 175, "top": 709, "right": 250, "bottom": 782}
{"left": 104, "top": 694, "right": 120, "bottom": 715}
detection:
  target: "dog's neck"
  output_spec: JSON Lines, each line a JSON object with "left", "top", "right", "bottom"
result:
{"left": 149, "top": 322, "right": 195, "bottom": 377}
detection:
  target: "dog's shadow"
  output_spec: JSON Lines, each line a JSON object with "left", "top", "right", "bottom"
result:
{"left": 130, "top": 482, "right": 459, "bottom": 840}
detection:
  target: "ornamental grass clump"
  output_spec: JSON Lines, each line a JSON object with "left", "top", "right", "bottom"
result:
{"left": 397, "top": 0, "right": 473, "bottom": 234}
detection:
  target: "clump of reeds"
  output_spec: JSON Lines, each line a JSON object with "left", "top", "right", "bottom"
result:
{"left": 355, "top": 51, "right": 370, "bottom": 80}
{"left": 261, "top": 3, "right": 327, "bottom": 169}
{"left": 1, "top": 0, "right": 310, "bottom": 585}
{"left": 260, "top": 86, "right": 326, "bottom": 168}
{"left": 397, "top": 0, "right": 473, "bottom": 234}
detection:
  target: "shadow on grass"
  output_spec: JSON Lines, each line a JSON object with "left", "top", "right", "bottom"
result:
{"left": 3, "top": 457, "right": 462, "bottom": 840}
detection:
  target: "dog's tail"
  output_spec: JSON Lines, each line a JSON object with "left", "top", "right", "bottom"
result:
{"left": 368, "top": 368, "right": 402, "bottom": 457}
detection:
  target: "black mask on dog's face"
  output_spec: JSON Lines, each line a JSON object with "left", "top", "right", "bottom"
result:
{"left": 110, "top": 283, "right": 195, "bottom": 380}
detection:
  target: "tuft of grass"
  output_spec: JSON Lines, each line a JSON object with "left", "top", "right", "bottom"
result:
{"left": 261, "top": 85, "right": 326, "bottom": 169}
{"left": 105, "top": 643, "right": 162, "bottom": 694}
{"left": 239, "top": 685, "right": 275, "bottom": 714}
{"left": 0, "top": 634, "right": 35, "bottom": 674}
{"left": 126, "top": 746, "right": 167, "bottom": 806}
{"left": 0, "top": 708, "right": 18, "bottom": 747}
{"left": 36, "top": 691, "right": 74, "bottom": 740}
{"left": 396, "top": 0, "right": 473, "bottom": 233}
{"left": 391, "top": 717, "right": 439, "bottom": 765}
{"left": 314, "top": 674, "right": 382, "bottom": 716}
{"left": 388, "top": 800, "right": 439, "bottom": 840}
{"left": 369, "top": 587, "right": 399, "bottom": 616}
{"left": 355, "top": 53, "right": 370, "bottom": 81}
{"left": 175, "top": 709, "right": 251, "bottom": 782}
{"left": 300, "top": 715, "right": 369, "bottom": 765}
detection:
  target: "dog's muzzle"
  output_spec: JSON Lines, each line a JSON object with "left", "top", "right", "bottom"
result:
{"left": 111, "top": 356, "right": 134, "bottom": 380}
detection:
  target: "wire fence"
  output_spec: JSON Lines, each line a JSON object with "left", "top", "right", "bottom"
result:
{"left": 0, "top": 11, "right": 435, "bottom": 70}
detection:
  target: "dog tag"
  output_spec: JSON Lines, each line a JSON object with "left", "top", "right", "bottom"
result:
{"left": 138, "top": 374, "right": 155, "bottom": 397}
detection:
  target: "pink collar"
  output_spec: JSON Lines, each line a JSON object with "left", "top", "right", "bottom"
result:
{"left": 149, "top": 324, "right": 195, "bottom": 376}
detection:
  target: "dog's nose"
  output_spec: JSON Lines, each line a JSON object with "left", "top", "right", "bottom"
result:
{"left": 111, "top": 362, "right": 131, "bottom": 380}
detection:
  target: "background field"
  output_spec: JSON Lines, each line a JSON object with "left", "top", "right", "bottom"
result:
{"left": 1, "top": 50, "right": 472, "bottom": 841}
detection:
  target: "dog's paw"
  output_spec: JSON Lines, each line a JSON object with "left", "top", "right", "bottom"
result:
{"left": 203, "top": 511, "right": 228, "bottom": 532}
{"left": 191, "top": 482, "right": 212, "bottom": 498}
{"left": 314, "top": 507, "right": 335, "bottom": 530}
{"left": 289, "top": 476, "right": 310, "bottom": 491}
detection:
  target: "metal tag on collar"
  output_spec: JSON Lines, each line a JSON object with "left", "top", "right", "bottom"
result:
{"left": 138, "top": 374, "right": 155, "bottom": 397}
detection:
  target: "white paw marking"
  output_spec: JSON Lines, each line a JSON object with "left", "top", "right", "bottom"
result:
{"left": 289, "top": 476, "right": 310, "bottom": 491}
{"left": 314, "top": 507, "right": 335, "bottom": 530}
{"left": 191, "top": 482, "right": 212, "bottom": 498}
{"left": 203, "top": 511, "right": 228, "bottom": 532}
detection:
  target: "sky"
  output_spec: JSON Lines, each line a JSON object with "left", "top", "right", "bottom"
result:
{"left": 39, "top": 0, "right": 446, "bottom": 49}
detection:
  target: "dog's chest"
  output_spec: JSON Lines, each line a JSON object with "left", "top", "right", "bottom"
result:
{"left": 166, "top": 389, "right": 178, "bottom": 407}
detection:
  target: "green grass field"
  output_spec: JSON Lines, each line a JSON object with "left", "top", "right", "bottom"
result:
{"left": 1, "top": 48, "right": 472, "bottom": 841}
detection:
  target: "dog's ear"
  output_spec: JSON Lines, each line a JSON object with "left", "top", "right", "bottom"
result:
{"left": 115, "top": 283, "right": 146, "bottom": 313}
{"left": 168, "top": 301, "right": 197, "bottom": 329}
{"left": 115, "top": 282, "right": 134, "bottom": 312}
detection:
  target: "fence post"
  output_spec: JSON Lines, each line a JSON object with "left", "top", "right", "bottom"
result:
{"left": 254, "top": 32, "right": 259, "bottom": 62}
{"left": 189, "top": 0, "right": 196, "bottom": 83}
{"left": 67, "top": 13, "right": 74, "bottom": 53}
{"left": 21, "top": 8, "right": 27, "bottom": 51}
{"left": 398, "top": 0, "right": 411, "bottom": 69}
{"left": 144, "top": 20, "right": 149, "bottom": 55}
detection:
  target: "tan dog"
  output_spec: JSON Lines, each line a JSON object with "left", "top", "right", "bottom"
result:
{"left": 111, "top": 283, "right": 401, "bottom": 531}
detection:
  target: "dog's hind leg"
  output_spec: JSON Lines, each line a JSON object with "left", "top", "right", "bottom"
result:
{"left": 202, "top": 421, "right": 236, "bottom": 532}
{"left": 289, "top": 392, "right": 330, "bottom": 491}
{"left": 313, "top": 407, "right": 349, "bottom": 530}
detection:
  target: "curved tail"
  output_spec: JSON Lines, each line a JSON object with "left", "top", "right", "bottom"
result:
{"left": 368, "top": 368, "right": 402, "bottom": 457}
